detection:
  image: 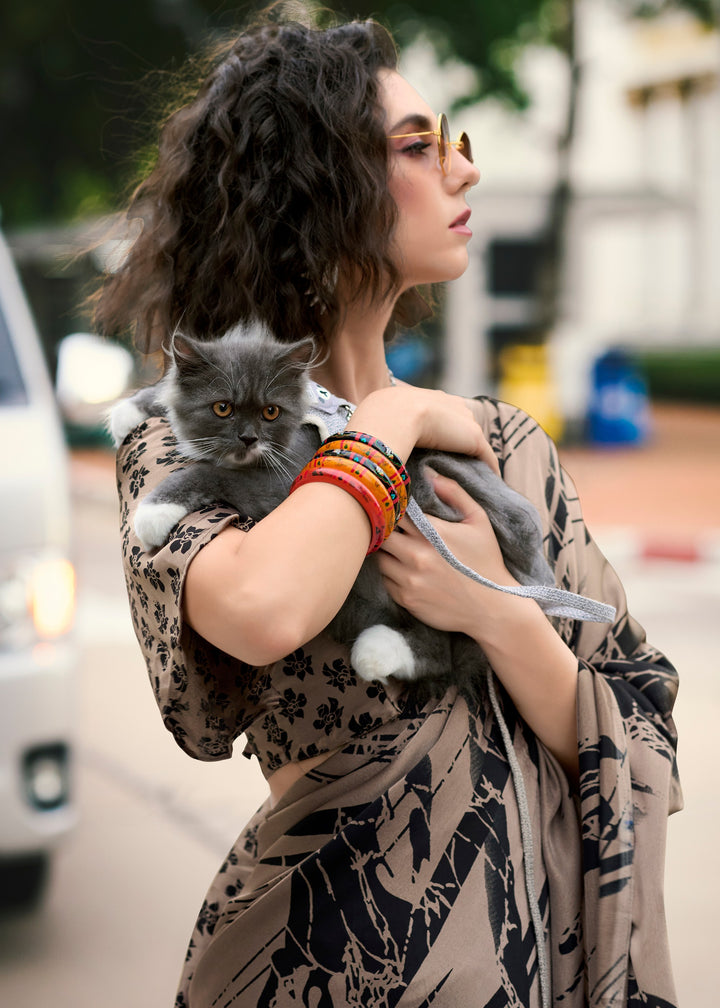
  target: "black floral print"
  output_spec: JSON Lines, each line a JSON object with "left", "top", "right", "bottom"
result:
{"left": 323, "top": 657, "right": 354, "bottom": 692}
{"left": 282, "top": 648, "right": 313, "bottom": 681}
{"left": 277, "top": 687, "right": 307, "bottom": 724}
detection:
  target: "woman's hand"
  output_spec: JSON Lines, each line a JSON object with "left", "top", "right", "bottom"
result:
{"left": 185, "top": 385, "right": 497, "bottom": 669}
{"left": 378, "top": 470, "right": 581, "bottom": 782}
{"left": 349, "top": 386, "right": 499, "bottom": 475}
{"left": 377, "top": 471, "right": 513, "bottom": 637}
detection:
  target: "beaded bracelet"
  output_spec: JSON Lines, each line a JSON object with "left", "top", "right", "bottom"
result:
{"left": 290, "top": 464, "right": 388, "bottom": 553}
{"left": 331, "top": 431, "right": 410, "bottom": 488}
{"left": 318, "top": 437, "right": 408, "bottom": 508}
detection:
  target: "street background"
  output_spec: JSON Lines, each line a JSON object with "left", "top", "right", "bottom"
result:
{"left": 0, "top": 400, "right": 717, "bottom": 1008}
{"left": 2, "top": 2, "right": 719, "bottom": 1005}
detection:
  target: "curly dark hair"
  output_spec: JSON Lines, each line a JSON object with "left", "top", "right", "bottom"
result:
{"left": 94, "top": 9, "right": 425, "bottom": 355}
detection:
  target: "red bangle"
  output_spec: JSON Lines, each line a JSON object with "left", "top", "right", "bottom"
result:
{"left": 302, "top": 455, "right": 397, "bottom": 540}
{"left": 316, "top": 447, "right": 402, "bottom": 522}
{"left": 290, "top": 465, "right": 387, "bottom": 553}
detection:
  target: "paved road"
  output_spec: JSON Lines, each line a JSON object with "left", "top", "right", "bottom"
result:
{"left": 0, "top": 481, "right": 716, "bottom": 1007}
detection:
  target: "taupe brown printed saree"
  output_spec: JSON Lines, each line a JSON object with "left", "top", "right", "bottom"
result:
{"left": 117, "top": 394, "right": 681, "bottom": 1007}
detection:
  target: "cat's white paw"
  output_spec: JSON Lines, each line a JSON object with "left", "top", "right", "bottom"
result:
{"left": 134, "top": 501, "right": 187, "bottom": 550}
{"left": 108, "top": 398, "right": 146, "bottom": 447}
{"left": 351, "top": 625, "right": 417, "bottom": 683}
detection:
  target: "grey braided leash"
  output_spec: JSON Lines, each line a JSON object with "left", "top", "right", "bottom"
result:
{"left": 406, "top": 498, "right": 615, "bottom": 622}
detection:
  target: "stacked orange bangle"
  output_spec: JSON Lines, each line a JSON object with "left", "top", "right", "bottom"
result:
{"left": 289, "top": 432, "right": 411, "bottom": 554}
{"left": 303, "top": 454, "right": 397, "bottom": 540}
{"left": 318, "top": 437, "right": 408, "bottom": 520}
{"left": 339, "top": 432, "right": 410, "bottom": 488}
{"left": 291, "top": 464, "right": 389, "bottom": 552}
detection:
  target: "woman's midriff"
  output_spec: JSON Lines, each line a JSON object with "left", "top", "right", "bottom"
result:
{"left": 267, "top": 748, "right": 342, "bottom": 807}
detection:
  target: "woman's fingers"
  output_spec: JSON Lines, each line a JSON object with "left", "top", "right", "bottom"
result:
{"left": 379, "top": 516, "right": 418, "bottom": 559}
{"left": 476, "top": 438, "right": 501, "bottom": 476}
{"left": 442, "top": 396, "right": 500, "bottom": 474}
{"left": 425, "top": 469, "right": 481, "bottom": 521}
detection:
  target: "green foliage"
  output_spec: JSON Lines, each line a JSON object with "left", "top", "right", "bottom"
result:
{"left": 631, "top": 0, "right": 718, "bottom": 23}
{"left": 333, "top": 0, "right": 571, "bottom": 108}
{"left": 333, "top": 0, "right": 717, "bottom": 108}
{"left": 637, "top": 347, "right": 720, "bottom": 402}
{"left": 0, "top": 0, "right": 258, "bottom": 227}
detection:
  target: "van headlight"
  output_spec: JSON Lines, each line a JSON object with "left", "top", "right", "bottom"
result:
{"left": 0, "top": 554, "right": 75, "bottom": 650}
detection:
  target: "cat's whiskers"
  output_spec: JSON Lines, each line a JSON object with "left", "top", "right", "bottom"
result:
{"left": 265, "top": 360, "right": 301, "bottom": 396}
{"left": 267, "top": 440, "right": 304, "bottom": 467}
{"left": 259, "top": 444, "right": 299, "bottom": 482}
{"left": 176, "top": 436, "right": 225, "bottom": 462}
{"left": 205, "top": 376, "right": 234, "bottom": 400}
{"left": 218, "top": 447, "right": 250, "bottom": 469}
{"left": 260, "top": 452, "right": 292, "bottom": 482}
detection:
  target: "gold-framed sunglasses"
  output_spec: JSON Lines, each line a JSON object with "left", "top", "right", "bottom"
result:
{"left": 387, "top": 112, "right": 473, "bottom": 176}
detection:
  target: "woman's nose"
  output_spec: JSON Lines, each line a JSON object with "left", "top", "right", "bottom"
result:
{"left": 454, "top": 151, "right": 480, "bottom": 188}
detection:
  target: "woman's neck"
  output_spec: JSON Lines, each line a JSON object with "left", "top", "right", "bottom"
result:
{"left": 311, "top": 299, "right": 396, "bottom": 404}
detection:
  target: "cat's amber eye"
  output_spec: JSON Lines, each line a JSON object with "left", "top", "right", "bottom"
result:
{"left": 212, "top": 401, "right": 234, "bottom": 418}
{"left": 262, "top": 404, "right": 281, "bottom": 421}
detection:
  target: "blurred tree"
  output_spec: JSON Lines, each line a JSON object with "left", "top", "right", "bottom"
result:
{"left": 0, "top": 0, "right": 258, "bottom": 228}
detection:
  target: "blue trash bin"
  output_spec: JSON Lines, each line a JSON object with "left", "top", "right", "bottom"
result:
{"left": 588, "top": 349, "right": 650, "bottom": 446}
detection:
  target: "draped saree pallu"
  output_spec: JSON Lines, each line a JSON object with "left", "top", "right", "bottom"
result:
{"left": 116, "top": 388, "right": 682, "bottom": 1008}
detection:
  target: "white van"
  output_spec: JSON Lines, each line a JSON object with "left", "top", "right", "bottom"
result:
{"left": 0, "top": 228, "right": 76, "bottom": 906}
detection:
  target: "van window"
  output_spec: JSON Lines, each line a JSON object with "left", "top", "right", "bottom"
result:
{"left": 0, "top": 308, "right": 28, "bottom": 406}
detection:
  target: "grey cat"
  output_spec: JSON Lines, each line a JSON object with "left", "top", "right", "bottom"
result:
{"left": 110, "top": 323, "right": 556, "bottom": 699}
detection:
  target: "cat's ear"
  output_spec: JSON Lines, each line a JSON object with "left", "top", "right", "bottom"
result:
{"left": 169, "top": 331, "right": 204, "bottom": 372}
{"left": 285, "top": 338, "right": 316, "bottom": 370}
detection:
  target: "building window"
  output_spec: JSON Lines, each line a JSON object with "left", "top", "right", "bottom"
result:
{"left": 487, "top": 238, "right": 544, "bottom": 297}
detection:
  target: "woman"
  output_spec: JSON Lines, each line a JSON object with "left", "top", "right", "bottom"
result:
{"left": 99, "top": 10, "right": 681, "bottom": 1007}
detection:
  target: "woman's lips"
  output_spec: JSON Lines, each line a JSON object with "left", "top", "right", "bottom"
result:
{"left": 449, "top": 209, "right": 472, "bottom": 235}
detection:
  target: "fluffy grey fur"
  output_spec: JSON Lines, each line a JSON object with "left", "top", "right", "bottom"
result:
{"left": 110, "top": 324, "right": 556, "bottom": 698}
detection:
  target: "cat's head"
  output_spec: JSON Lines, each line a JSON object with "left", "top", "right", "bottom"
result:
{"left": 160, "top": 323, "right": 316, "bottom": 470}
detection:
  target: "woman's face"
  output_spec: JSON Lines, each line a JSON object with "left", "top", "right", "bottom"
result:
{"left": 379, "top": 70, "right": 480, "bottom": 290}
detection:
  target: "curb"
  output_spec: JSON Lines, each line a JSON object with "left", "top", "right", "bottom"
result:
{"left": 592, "top": 527, "right": 720, "bottom": 567}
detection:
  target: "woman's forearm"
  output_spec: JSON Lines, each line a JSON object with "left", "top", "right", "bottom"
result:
{"left": 183, "top": 480, "right": 373, "bottom": 665}
{"left": 468, "top": 591, "right": 580, "bottom": 782}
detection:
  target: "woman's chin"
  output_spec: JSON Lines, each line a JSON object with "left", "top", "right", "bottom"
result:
{"left": 402, "top": 256, "right": 471, "bottom": 289}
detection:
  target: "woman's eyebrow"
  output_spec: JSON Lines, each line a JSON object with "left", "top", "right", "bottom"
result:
{"left": 388, "top": 112, "right": 433, "bottom": 134}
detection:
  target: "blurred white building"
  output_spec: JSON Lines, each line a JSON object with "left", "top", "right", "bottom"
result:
{"left": 404, "top": 0, "right": 720, "bottom": 424}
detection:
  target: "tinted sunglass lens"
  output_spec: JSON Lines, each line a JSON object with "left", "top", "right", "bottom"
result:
{"left": 439, "top": 114, "right": 450, "bottom": 173}
{"left": 459, "top": 132, "right": 472, "bottom": 164}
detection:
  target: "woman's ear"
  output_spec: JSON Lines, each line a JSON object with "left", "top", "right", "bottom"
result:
{"left": 286, "top": 337, "right": 317, "bottom": 369}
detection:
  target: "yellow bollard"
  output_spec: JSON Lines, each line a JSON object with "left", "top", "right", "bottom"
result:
{"left": 497, "top": 344, "right": 564, "bottom": 443}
